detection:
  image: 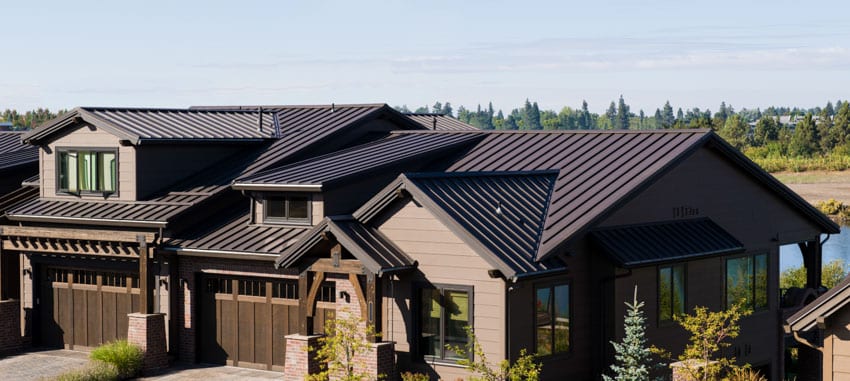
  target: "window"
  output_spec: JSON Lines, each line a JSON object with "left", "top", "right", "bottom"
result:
{"left": 659, "top": 264, "right": 686, "bottom": 323}
{"left": 264, "top": 195, "right": 310, "bottom": 223}
{"left": 419, "top": 285, "right": 472, "bottom": 362}
{"left": 58, "top": 150, "right": 117, "bottom": 194}
{"left": 535, "top": 283, "right": 570, "bottom": 355}
{"left": 726, "top": 254, "right": 768, "bottom": 310}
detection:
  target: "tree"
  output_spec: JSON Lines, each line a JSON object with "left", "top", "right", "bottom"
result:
{"left": 616, "top": 95, "right": 630, "bottom": 130}
{"left": 661, "top": 101, "right": 675, "bottom": 129}
{"left": 674, "top": 302, "right": 752, "bottom": 381}
{"left": 432, "top": 102, "right": 443, "bottom": 115}
{"left": 752, "top": 116, "right": 778, "bottom": 147}
{"left": 579, "top": 100, "right": 592, "bottom": 130}
{"left": 443, "top": 102, "right": 454, "bottom": 117}
{"left": 834, "top": 101, "right": 850, "bottom": 146}
{"left": 447, "top": 326, "right": 542, "bottom": 381}
{"left": 719, "top": 115, "right": 749, "bottom": 150}
{"left": 789, "top": 113, "right": 819, "bottom": 157}
{"left": 654, "top": 109, "right": 663, "bottom": 129}
{"left": 780, "top": 259, "right": 848, "bottom": 290}
{"left": 603, "top": 287, "right": 656, "bottom": 381}
{"left": 307, "top": 311, "right": 380, "bottom": 381}
{"left": 605, "top": 101, "right": 617, "bottom": 130}
{"left": 414, "top": 105, "right": 429, "bottom": 113}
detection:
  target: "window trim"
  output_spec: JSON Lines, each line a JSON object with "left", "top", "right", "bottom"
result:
{"left": 533, "top": 280, "right": 572, "bottom": 358}
{"left": 262, "top": 193, "right": 312, "bottom": 225}
{"left": 414, "top": 282, "right": 474, "bottom": 364}
{"left": 55, "top": 147, "right": 119, "bottom": 197}
{"left": 657, "top": 263, "right": 687, "bottom": 326}
{"left": 724, "top": 252, "right": 769, "bottom": 312}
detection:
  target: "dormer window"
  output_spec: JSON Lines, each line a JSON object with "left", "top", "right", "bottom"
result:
{"left": 264, "top": 194, "right": 310, "bottom": 224}
{"left": 57, "top": 149, "right": 117, "bottom": 194}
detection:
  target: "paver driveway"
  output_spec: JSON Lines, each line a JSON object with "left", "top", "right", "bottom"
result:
{"left": 0, "top": 349, "right": 281, "bottom": 380}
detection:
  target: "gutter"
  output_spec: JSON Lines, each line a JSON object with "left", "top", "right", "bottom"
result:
{"left": 231, "top": 183, "right": 322, "bottom": 192}
{"left": 162, "top": 247, "right": 280, "bottom": 262}
{"left": 6, "top": 214, "right": 168, "bottom": 228}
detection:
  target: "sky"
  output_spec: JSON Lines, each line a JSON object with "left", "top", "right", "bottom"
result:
{"left": 3, "top": 0, "right": 850, "bottom": 114}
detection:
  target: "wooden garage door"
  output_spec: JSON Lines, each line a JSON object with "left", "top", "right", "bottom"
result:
{"left": 38, "top": 267, "right": 140, "bottom": 349}
{"left": 198, "top": 276, "right": 336, "bottom": 371}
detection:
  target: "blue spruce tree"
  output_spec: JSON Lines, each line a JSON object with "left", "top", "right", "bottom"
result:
{"left": 603, "top": 286, "right": 653, "bottom": 381}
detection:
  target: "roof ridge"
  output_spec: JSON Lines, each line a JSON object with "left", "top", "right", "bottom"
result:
{"left": 392, "top": 128, "right": 712, "bottom": 135}
{"left": 80, "top": 106, "right": 276, "bottom": 114}
{"left": 190, "top": 103, "right": 388, "bottom": 110}
{"left": 405, "top": 170, "right": 560, "bottom": 179}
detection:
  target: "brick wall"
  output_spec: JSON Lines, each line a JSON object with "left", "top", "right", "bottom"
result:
{"left": 127, "top": 313, "right": 168, "bottom": 372}
{"left": 0, "top": 299, "right": 21, "bottom": 354}
{"left": 175, "top": 255, "right": 296, "bottom": 362}
{"left": 284, "top": 334, "right": 321, "bottom": 381}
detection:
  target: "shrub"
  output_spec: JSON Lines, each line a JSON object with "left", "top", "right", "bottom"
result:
{"left": 724, "top": 366, "right": 767, "bottom": 381}
{"left": 447, "top": 326, "right": 541, "bottom": 381}
{"left": 89, "top": 339, "right": 143, "bottom": 379}
{"left": 53, "top": 361, "right": 119, "bottom": 381}
{"left": 401, "top": 372, "right": 431, "bottom": 381}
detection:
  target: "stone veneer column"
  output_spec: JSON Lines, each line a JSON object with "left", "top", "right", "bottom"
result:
{"left": 367, "top": 341, "right": 396, "bottom": 381}
{"left": 127, "top": 313, "right": 168, "bottom": 372}
{"left": 285, "top": 334, "right": 322, "bottom": 381}
{"left": 0, "top": 300, "right": 21, "bottom": 354}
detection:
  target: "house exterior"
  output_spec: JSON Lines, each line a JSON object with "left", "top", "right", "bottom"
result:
{"left": 0, "top": 108, "right": 836, "bottom": 381}
{"left": 786, "top": 274, "right": 850, "bottom": 381}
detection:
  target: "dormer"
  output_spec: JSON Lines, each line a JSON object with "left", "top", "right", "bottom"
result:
{"left": 249, "top": 192, "right": 324, "bottom": 226}
{"left": 22, "top": 107, "right": 278, "bottom": 201}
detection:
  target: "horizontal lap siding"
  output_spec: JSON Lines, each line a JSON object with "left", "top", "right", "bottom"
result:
{"left": 379, "top": 200, "right": 505, "bottom": 381}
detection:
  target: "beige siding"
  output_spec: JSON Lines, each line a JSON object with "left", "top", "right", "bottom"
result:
{"left": 42, "top": 123, "right": 136, "bottom": 200}
{"left": 827, "top": 306, "right": 850, "bottom": 380}
{"left": 379, "top": 199, "right": 506, "bottom": 380}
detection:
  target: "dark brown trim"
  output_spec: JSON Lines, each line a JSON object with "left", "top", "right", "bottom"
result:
{"left": 532, "top": 279, "right": 572, "bottom": 359}
{"left": 413, "top": 282, "right": 474, "bottom": 364}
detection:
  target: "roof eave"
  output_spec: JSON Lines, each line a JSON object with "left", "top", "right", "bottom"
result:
{"left": 6, "top": 214, "right": 167, "bottom": 229}
{"left": 231, "top": 183, "right": 323, "bottom": 192}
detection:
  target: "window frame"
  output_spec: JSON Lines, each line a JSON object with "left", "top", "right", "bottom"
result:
{"left": 262, "top": 193, "right": 312, "bottom": 225}
{"left": 55, "top": 147, "right": 119, "bottom": 196}
{"left": 724, "top": 252, "right": 769, "bottom": 312}
{"left": 414, "top": 282, "right": 474, "bottom": 364}
{"left": 657, "top": 263, "right": 687, "bottom": 326}
{"left": 533, "top": 280, "right": 572, "bottom": 357}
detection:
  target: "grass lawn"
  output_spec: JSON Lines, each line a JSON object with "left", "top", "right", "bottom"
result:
{"left": 772, "top": 170, "right": 850, "bottom": 204}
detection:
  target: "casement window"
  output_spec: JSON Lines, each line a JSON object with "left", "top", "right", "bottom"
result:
{"left": 659, "top": 264, "right": 686, "bottom": 323}
{"left": 57, "top": 150, "right": 117, "bottom": 194}
{"left": 726, "top": 253, "right": 768, "bottom": 311}
{"left": 264, "top": 194, "right": 310, "bottom": 224}
{"left": 419, "top": 285, "right": 472, "bottom": 362}
{"left": 535, "top": 283, "right": 570, "bottom": 355}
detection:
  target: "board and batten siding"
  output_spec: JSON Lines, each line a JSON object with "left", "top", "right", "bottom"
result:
{"left": 41, "top": 123, "right": 136, "bottom": 200}
{"left": 378, "top": 199, "right": 506, "bottom": 380}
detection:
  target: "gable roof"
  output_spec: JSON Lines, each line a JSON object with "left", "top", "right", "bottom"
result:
{"left": 353, "top": 171, "right": 565, "bottom": 279}
{"left": 404, "top": 113, "right": 479, "bottom": 131}
{"left": 787, "top": 275, "right": 850, "bottom": 332}
{"left": 232, "top": 132, "right": 483, "bottom": 191}
{"left": 276, "top": 215, "right": 415, "bottom": 276}
{"left": 22, "top": 107, "right": 281, "bottom": 145}
{"left": 9, "top": 104, "right": 429, "bottom": 230}
{"left": 385, "top": 129, "right": 838, "bottom": 261}
{"left": 591, "top": 218, "right": 745, "bottom": 268}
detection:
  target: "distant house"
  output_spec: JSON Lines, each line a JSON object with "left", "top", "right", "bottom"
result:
{"left": 0, "top": 122, "right": 13, "bottom": 131}
{"left": 786, "top": 275, "right": 850, "bottom": 381}
{"left": 0, "top": 106, "right": 835, "bottom": 381}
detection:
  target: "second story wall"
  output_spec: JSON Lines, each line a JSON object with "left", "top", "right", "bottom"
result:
{"left": 41, "top": 123, "right": 135, "bottom": 200}
{"left": 135, "top": 144, "right": 247, "bottom": 199}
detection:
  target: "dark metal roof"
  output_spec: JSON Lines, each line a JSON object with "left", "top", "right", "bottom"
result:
{"left": 0, "top": 131, "right": 38, "bottom": 171}
{"left": 9, "top": 104, "right": 428, "bottom": 229}
{"left": 276, "top": 216, "right": 415, "bottom": 275}
{"left": 22, "top": 107, "right": 280, "bottom": 145}
{"left": 404, "top": 113, "right": 479, "bottom": 131}
{"left": 590, "top": 218, "right": 744, "bottom": 268}
{"left": 402, "top": 171, "right": 562, "bottom": 277}
{"left": 233, "top": 133, "right": 482, "bottom": 190}
{"left": 787, "top": 274, "right": 850, "bottom": 332}
{"left": 165, "top": 210, "right": 309, "bottom": 257}
{"left": 0, "top": 186, "right": 39, "bottom": 216}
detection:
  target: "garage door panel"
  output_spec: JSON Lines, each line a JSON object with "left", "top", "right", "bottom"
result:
{"left": 238, "top": 301, "right": 255, "bottom": 364}
{"left": 102, "top": 292, "right": 117, "bottom": 343}
{"left": 272, "top": 304, "right": 288, "bottom": 367}
{"left": 221, "top": 299, "right": 238, "bottom": 363}
{"left": 253, "top": 302, "right": 270, "bottom": 366}
{"left": 86, "top": 290, "right": 102, "bottom": 347}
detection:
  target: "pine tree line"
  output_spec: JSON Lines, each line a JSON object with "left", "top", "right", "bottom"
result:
{"left": 0, "top": 108, "right": 67, "bottom": 130}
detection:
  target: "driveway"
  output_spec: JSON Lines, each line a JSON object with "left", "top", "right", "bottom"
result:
{"left": 0, "top": 349, "right": 281, "bottom": 380}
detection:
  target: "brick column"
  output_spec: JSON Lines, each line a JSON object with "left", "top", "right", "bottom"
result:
{"left": 368, "top": 341, "right": 396, "bottom": 381}
{"left": 0, "top": 299, "right": 21, "bottom": 354}
{"left": 285, "top": 334, "right": 322, "bottom": 381}
{"left": 127, "top": 313, "right": 168, "bottom": 372}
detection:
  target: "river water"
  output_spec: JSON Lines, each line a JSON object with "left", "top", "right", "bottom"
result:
{"left": 780, "top": 225, "right": 850, "bottom": 273}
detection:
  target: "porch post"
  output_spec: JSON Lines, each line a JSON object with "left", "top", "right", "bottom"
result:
{"left": 799, "top": 238, "right": 823, "bottom": 289}
{"left": 298, "top": 271, "right": 312, "bottom": 335}
{"left": 138, "top": 235, "right": 154, "bottom": 314}
{"left": 366, "top": 272, "right": 382, "bottom": 343}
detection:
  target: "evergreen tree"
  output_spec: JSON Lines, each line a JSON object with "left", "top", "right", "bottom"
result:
{"left": 603, "top": 287, "right": 654, "bottom": 381}
{"left": 719, "top": 114, "right": 749, "bottom": 150}
{"left": 616, "top": 95, "right": 630, "bottom": 130}
{"left": 432, "top": 102, "right": 443, "bottom": 114}
{"left": 443, "top": 102, "right": 453, "bottom": 117}
{"left": 676, "top": 108, "right": 684, "bottom": 122}
{"left": 654, "top": 109, "right": 663, "bottom": 129}
{"left": 661, "top": 101, "right": 675, "bottom": 129}
{"left": 580, "top": 100, "right": 592, "bottom": 130}
{"left": 414, "top": 106, "right": 429, "bottom": 113}
{"left": 789, "top": 113, "right": 819, "bottom": 157}
{"left": 605, "top": 101, "right": 617, "bottom": 129}
{"left": 638, "top": 110, "right": 645, "bottom": 130}
{"left": 833, "top": 102, "right": 850, "bottom": 146}
{"left": 818, "top": 106, "right": 836, "bottom": 151}
{"left": 752, "top": 116, "right": 778, "bottom": 147}
{"left": 530, "top": 101, "right": 542, "bottom": 129}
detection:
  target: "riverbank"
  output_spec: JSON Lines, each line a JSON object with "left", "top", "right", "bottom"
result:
{"left": 774, "top": 171, "right": 850, "bottom": 204}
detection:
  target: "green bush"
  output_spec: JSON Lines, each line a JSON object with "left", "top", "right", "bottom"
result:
{"left": 53, "top": 361, "right": 119, "bottom": 381}
{"left": 89, "top": 340, "right": 143, "bottom": 379}
{"left": 400, "top": 372, "right": 431, "bottom": 381}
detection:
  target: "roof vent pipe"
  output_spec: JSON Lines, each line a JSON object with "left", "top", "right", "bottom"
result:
{"left": 331, "top": 103, "right": 335, "bottom": 113}
{"left": 495, "top": 201, "right": 502, "bottom": 215}
{"left": 432, "top": 116, "right": 437, "bottom": 130}
{"left": 258, "top": 106, "right": 264, "bottom": 133}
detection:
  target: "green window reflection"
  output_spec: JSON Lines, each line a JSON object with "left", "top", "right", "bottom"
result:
{"left": 659, "top": 264, "right": 685, "bottom": 323}
{"left": 535, "top": 283, "right": 570, "bottom": 355}
{"left": 58, "top": 150, "right": 117, "bottom": 194}
{"left": 726, "top": 254, "right": 768, "bottom": 311}
{"left": 419, "top": 286, "right": 471, "bottom": 361}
